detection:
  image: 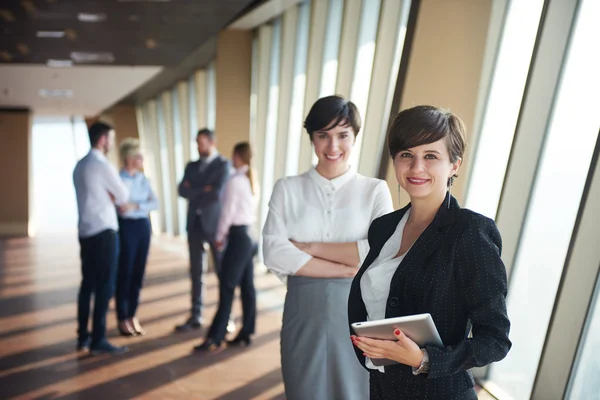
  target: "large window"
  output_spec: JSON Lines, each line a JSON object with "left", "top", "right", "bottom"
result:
{"left": 31, "top": 117, "right": 89, "bottom": 234}
{"left": 568, "top": 276, "right": 600, "bottom": 399}
{"left": 488, "top": 0, "right": 600, "bottom": 396}
{"left": 465, "top": 0, "right": 544, "bottom": 219}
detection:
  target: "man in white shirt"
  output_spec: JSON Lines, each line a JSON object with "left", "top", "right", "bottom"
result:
{"left": 73, "top": 122, "right": 129, "bottom": 355}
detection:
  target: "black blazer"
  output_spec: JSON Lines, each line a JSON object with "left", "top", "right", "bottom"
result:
{"left": 178, "top": 155, "right": 230, "bottom": 237}
{"left": 348, "top": 196, "right": 511, "bottom": 399}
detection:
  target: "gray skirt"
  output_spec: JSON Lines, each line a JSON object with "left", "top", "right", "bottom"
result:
{"left": 281, "top": 276, "right": 369, "bottom": 400}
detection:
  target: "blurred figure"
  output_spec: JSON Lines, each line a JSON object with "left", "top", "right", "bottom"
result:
{"left": 176, "top": 128, "right": 230, "bottom": 332}
{"left": 195, "top": 142, "right": 259, "bottom": 352}
{"left": 262, "top": 96, "right": 394, "bottom": 399}
{"left": 115, "top": 138, "right": 159, "bottom": 336}
{"left": 73, "top": 122, "right": 129, "bottom": 355}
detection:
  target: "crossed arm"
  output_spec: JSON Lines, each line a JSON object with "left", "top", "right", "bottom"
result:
{"left": 263, "top": 180, "right": 393, "bottom": 279}
{"left": 178, "top": 161, "right": 229, "bottom": 202}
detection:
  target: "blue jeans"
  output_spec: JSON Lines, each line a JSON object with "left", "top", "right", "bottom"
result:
{"left": 116, "top": 217, "right": 151, "bottom": 321}
{"left": 77, "top": 229, "right": 119, "bottom": 346}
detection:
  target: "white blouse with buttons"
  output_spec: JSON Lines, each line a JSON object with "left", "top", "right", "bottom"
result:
{"left": 360, "top": 208, "right": 411, "bottom": 371}
{"left": 262, "top": 167, "right": 394, "bottom": 281}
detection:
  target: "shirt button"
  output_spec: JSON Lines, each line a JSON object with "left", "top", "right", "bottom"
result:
{"left": 388, "top": 297, "right": 399, "bottom": 307}
{"left": 327, "top": 211, "right": 331, "bottom": 215}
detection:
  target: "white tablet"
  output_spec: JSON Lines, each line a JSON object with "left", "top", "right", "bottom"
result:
{"left": 351, "top": 313, "right": 443, "bottom": 366}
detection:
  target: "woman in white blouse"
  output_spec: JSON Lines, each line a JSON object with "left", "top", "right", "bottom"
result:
{"left": 194, "top": 142, "right": 259, "bottom": 352}
{"left": 262, "top": 95, "right": 394, "bottom": 400}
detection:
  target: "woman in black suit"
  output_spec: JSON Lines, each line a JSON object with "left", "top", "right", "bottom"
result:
{"left": 349, "top": 105, "right": 511, "bottom": 399}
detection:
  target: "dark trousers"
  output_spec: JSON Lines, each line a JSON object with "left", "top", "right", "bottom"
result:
{"left": 188, "top": 220, "right": 222, "bottom": 321}
{"left": 116, "top": 217, "right": 151, "bottom": 321}
{"left": 78, "top": 229, "right": 119, "bottom": 346}
{"left": 207, "top": 225, "right": 257, "bottom": 342}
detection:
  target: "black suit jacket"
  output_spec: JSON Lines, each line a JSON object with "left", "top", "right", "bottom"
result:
{"left": 178, "top": 155, "right": 230, "bottom": 237}
{"left": 348, "top": 196, "right": 511, "bottom": 399}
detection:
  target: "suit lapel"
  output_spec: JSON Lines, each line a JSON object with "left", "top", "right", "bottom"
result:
{"left": 388, "top": 195, "right": 461, "bottom": 306}
{"left": 355, "top": 207, "right": 408, "bottom": 283}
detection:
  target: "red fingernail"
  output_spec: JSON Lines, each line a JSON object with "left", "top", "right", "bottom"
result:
{"left": 394, "top": 329, "right": 401, "bottom": 335}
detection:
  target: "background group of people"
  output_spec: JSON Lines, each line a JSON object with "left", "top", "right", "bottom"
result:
{"left": 74, "top": 95, "right": 511, "bottom": 399}
{"left": 73, "top": 123, "right": 258, "bottom": 355}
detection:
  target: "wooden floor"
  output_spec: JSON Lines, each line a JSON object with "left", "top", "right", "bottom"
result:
{"left": 0, "top": 234, "right": 287, "bottom": 400}
{"left": 0, "top": 234, "right": 496, "bottom": 400}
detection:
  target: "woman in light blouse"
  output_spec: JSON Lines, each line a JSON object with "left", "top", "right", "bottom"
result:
{"left": 194, "top": 142, "right": 259, "bottom": 352}
{"left": 348, "top": 106, "right": 511, "bottom": 399}
{"left": 116, "top": 138, "right": 159, "bottom": 336}
{"left": 262, "top": 96, "right": 394, "bottom": 400}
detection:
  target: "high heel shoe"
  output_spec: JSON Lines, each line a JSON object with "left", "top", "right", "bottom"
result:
{"left": 130, "top": 317, "right": 146, "bottom": 336}
{"left": 226, "top": 332, "right": 252, "bottom": 347}
{"left": 118, "top": 320, "right": 137, "bottom": 337}
{"left": 193, "top": 338, "right": 226, "bottom": 353}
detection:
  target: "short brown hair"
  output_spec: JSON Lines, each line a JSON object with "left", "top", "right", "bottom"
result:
{"left": 304, "top": 95, "right": 361, "bottom": 139}
{"left": 388, "top": 105, "right": 467, "bottom": 185}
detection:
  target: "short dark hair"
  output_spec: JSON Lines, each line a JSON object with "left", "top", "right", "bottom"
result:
{"left": 388, "top": 105, "right": 467, "bottom": 186}
{"left": 303, "top": 95, "right": 361, "bottom": 139}
{"left": 197, "top": 128, "right": 215, "bottom": 140}
{"left": 88, "top": 122, "right": 113, "bottom": 146}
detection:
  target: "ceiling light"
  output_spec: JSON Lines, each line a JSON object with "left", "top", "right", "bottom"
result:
{"left": 0, "top": 9, "right": 16, "bottom": 22}
{"left": 37, "top": 30, "right": 65, "bottom": 38}
{"left": 21, "top": 0, "right": 37, "bottom": 14}
{"left": 117, "top": 0, "right": 171, "bottom": 2}
{"left": 70, "top": 51, "right": 115, "bottom": 63}
{"left": 47, "top": 59, "right": 73, "bottom": 67}
{"left": 39, "top": 89, "right": 74, "bottom": 98}
{"left": 78, "top": 12, "right": 106, "bottom": 22}
{"left": 0, "top": 51, "right": 12, "bottom": 62}
{"left": 65, "top": 28, "right": 77, "bottom": 40}
{"left": 145, "top": 39, "right": 157, "bottom": 49}
{"left": 16, "top": 43, "right": 30, "bottom": 55}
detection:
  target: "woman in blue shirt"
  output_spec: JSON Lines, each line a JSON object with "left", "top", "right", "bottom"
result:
{"left": 116, "top": 138, "right": 159, "bottom": 336}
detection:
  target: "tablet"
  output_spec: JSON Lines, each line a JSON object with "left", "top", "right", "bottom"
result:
{"left": 351, "top": 313, "right": 443, "bottom": 366}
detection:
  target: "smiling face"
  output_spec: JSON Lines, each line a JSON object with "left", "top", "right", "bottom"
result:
{"left": 312, "top": 123, "right": 355, "bottom": 178}
{"left": 394, "top": 138, "right": 461, "bottom": 201}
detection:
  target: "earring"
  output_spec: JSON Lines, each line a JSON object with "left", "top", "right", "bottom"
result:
{"left": 447, "top": 180, "right": 453, "bottom": 209}
{"left": 397, "top": 184, "right": 401, "bottom": 204}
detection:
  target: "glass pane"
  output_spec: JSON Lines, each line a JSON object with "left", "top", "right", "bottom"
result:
{"left": 488, "top": 0, "right": 600, "bottom": 397}
{"left": 285, "top": 0, "right": 310, "bottom": 177}
{"left": 260, "top": 18, "right": 282, "bottom": 229}
{"left": 319, "top": 0, "right": 344, "bottom": 97}
{"left": 188, "top": 74, "right": 199, "bottom": 161}
{"left": 568, "top": 276, "right": 600, "bottom": 400}
{"left": 465, "top": 0, "right": 544, "bottom": 219}
{"left": 348, "top": 0, "right": 382, "bottom": 171}
{"left": 32, "top": 116, "right": 87, "bottom": 234}
{"left": 156, "top": 100, "right": 174, "bottom": 235}
{"left": 171, "top": 87, "right": 187, "bottom": 235}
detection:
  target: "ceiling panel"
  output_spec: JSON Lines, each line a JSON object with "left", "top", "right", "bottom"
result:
{"left": 0, "top": 64, "right": 162, "bottom": 115}
{"left": 0, "top": 0, "right": 260, "bottom": 66}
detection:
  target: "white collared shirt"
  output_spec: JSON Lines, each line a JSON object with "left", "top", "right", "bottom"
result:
{"left": 216, "top": 165, "right": 258, "bottom": 243}
{"left": 360, "top": 209, "right": 411, "bottom": 371}
{"left": 262, "top": 167, "right": 394, "bottom": 281}
{"left": 73, "top": 149, "right": 129, "bottom": 238}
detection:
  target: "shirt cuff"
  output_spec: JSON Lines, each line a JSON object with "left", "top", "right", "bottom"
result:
{"left": 357, "top": 239, "right": 370, "bottom": 267}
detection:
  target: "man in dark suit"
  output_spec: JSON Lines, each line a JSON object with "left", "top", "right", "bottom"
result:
{"left": 175, "top": 128, "right": 230, "bottom": 332}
